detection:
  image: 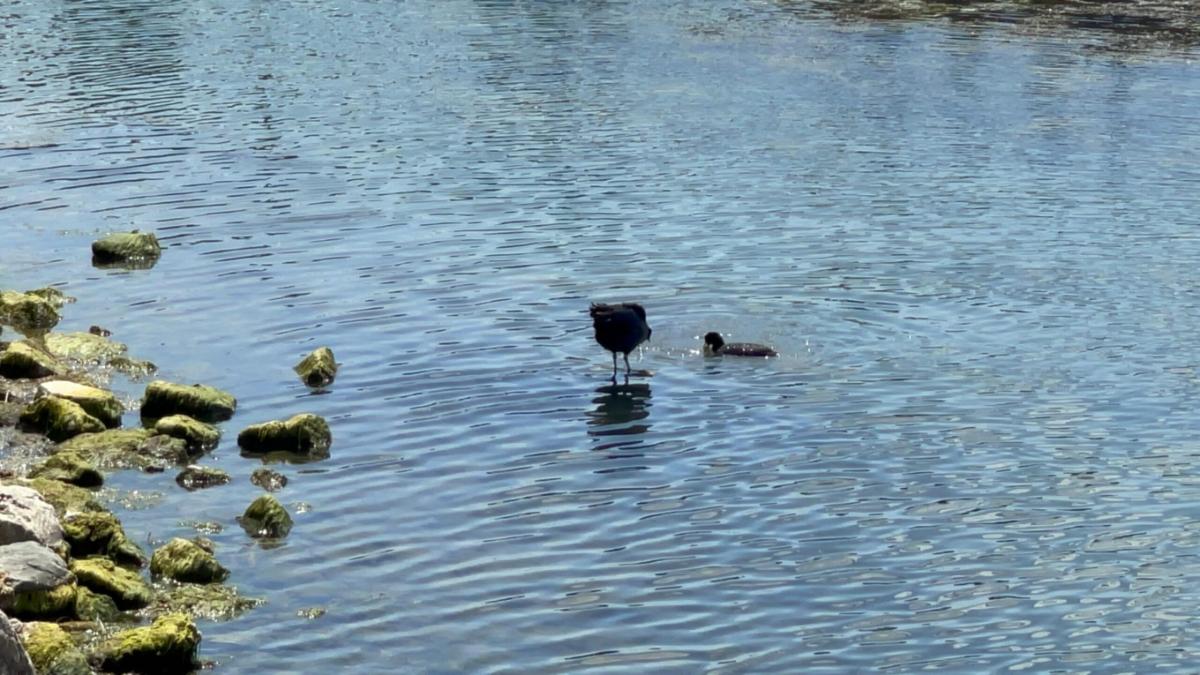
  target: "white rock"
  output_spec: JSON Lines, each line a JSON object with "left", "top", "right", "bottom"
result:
{"left": 0, "top": 486, "right": 63, "bottom": 548}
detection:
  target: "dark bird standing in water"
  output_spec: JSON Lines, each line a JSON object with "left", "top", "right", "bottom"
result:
{"left": 590, "top": 302, "right": 651, "bottom": 376}
{"left": 704, "top": 332, "right": 777, "bottom": 358}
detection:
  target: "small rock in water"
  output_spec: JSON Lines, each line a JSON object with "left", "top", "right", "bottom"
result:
{"left": 238, "top": 494, "right": 293, "bottom": 539}
{"left": 91, "top": 231, "right": 162, "bottom": 268}
{"left": 140, "top": 380, "right": 237, "bottom": 423}
{"left": 97, "top": 612, "right": 200, "bottom": 674}
{"left": 294, "top": 346, "right": 338, "bottom": 388}
{"left": 297, "top": 606, "right": 326, "bottom": 620}
{"left": 155, "top": 414, "right": 221, "bottom": 454}
{"left": 36, "top": 380, "right": 123, "bottom": 428}
{"left": 19, "top": 397, "right": 105, "bottom": 442}
{"left": 237, "top": 413, "right": 331, "bottom": 460}
{"left": 150, "top": 537, "right": 229, "bottom": 584}
{"left": 175, "top": 465, "right": 231, "bottom": 491}
{"left": 250, "top": 467, "right": 288, "bottom": 492}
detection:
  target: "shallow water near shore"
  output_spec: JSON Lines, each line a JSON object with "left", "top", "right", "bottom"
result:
{"left": 4, "top": 0, "right": 1200, "bottom": 671}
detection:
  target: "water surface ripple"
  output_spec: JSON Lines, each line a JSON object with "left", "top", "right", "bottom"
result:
{"left": 3, "top": 0, "right": 1200, "bottom": 672}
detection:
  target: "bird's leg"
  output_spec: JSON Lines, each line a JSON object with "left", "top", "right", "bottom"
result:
{"left": 624, "top": 352, "right": 632, "bottom": 375}
{"left": 611, "top": 352, "right": 618, "bottom": 376}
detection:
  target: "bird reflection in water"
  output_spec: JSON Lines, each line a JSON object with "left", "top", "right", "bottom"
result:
{"left": 586, "top": 381, "right": 652, "bottom": 441}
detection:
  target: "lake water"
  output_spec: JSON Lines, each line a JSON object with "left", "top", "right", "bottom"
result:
{"left": 4, "top": 0, "right": 1200, "bottom": 671}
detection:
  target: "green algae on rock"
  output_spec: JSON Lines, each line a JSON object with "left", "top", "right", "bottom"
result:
{"left": 21, "top": 621, "right": 90, "bottom": 675}
{"left": 90, "top": 231, "right": 162, "bottom": 266}
{"left": 294, "top": 346, "right": 338, "bottom": 387}
{"left": 16, "top": 478, "right": 104, "bottom": 517}
{"left": 0, "top": 290, "right": 64, "bottom": 332}
{"left": 154, "top": 415, "right": 220, "bottom": 453}
{"left": 19, "top": 397, "right": 105, "bottom": 442}
{"left": 37, "top": 380, "right": 123, "bottom": 428}
{"left": 140, "top": 380, "right": 236, "bottom": 423}
{"left": 43, "top": 332, "right": 126, "bottom": 364}
{"left": 0, "top": 341, "right": 65, "bottom": 379}
{"left": 150, "top": 537, "right": 229, "bottom": 584}
{"left": 96, "top": 612, "right": 200, "bottom": 674}
{"left": 174, "top": 465, "right": 230, "bottom": 491}
{"left": 249, "top": 467, "right": 288, "bottom": 492}
{"left": 8, "top": 582, "right": 77, "bottom": 620}
{"left": 56, "top": 429, "right": 191, "bottom": 470}
{"left": 69, "top": 557, "right": 153, "bottom": 610}
{"left": 62, "top": 511, "right": 146, "bottom": 567}
{"left": 73, "top": 585, "right": 121, "bottom": 623}
{"left": 152, "top": 582, "right": 262, "bottom": 621}
{"left": 29, "top": 451, "right": 104, "bottom": 488}
{"left": 237, "top": 413, "right": 331, "bottom": 460}
{"left": 238, "top": 494, "right": 293, "bottom": 539}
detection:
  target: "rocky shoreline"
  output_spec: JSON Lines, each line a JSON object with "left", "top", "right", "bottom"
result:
{"left": 0, "top": 233, "right": 335, "bottom": 673}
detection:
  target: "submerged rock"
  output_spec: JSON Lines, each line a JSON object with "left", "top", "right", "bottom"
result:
{"left": 69, "top": 557, "right": 153, "bottom": 610}
{"left": 37, "top": 381, "right": 123, "bottom": 428}
{"left": 19, "top": 397, "right": 105, "bottom": 442}
{"left": 61, "top": 512, "right": 146, "bottom": 567}
{"left": 56, "top": 428, "right": 190, "bottom": 470}
{"left": 249, "top": 467, "right": 287, "bottom": 492}
{"left": 21, "top": 621, "right": 90, "bottom": 675}
{"left": 174, "top": 465, "right": 230, "bottom": 491}
{"left": 154, "top": 414, "right": 220, "bottom": 453}
{"left": 150, "top": 537, "right": 228, "bottom": 584}
{"left": 0, "top": 541, "right": 71, "bottom": 598}
{"left": 152, "top": 582, "right": 262, "bottom": 621}
{"left": 238, "top": 494, "right": 293, "bottom": 539}
{"left": 0, "top": 341, "right": 65, "bottom": 379}
{"left": 237, "top": 413, "right": 331, "bottom": 460}
{"left": 43, "top": 332, "right": 126, "bottom": 365}
{"left": 140, "top": 380, "right": 236, "bottom": 423}
{"left": 0, "top": 485, "right": 64, "bottom": 548}
{"left": 294, "top": 346, "right": 338, "bottom": 387}
{"left": 0, "top": 289, "right": 63, "bottom": 333}
{"left": 1, "top": 610, "right": 36, "bottom": 675}
{"left": 29, "top": 451, "right": 104, "bottom": 488}
{"left": 97, "top": 612, "right": 200, "bottom": 674}
{"left": 91, "top": 231, "right": 162, "bottom": 267}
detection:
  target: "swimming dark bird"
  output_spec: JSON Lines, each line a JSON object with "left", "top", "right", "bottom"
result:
{"left": 590, "top": 302, "right": 651, "bottom": 376}
{"left": 704, "top": 332, "right": 777, "bottom": 358}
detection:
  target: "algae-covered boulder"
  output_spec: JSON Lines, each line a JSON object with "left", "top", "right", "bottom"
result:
{"left": 0, "top": 341, "right": 65, "bottom": 379}
{"left": 140, "top": 380, "right": 236, "bottom": 423}
{"left": 0, "top": 289, "right": 63, "bottom": 332}
{"left": 237, "top": 413, "right": 331, "bottom": 460}
{"left": 22, "top": 621, "right": 90, "bottom": 675}
{"left": 69, "top": 557, "right": 153, "bottom": 610}
{"left": 18, "top": 478, "right": 103, "bottom": 517}
{"left": 19, "top": 397, "right": 105, "bottom": 442}
{"left": 62, "top": 512, "right": 146, "bottom": 567}
{"left": 29, "top": 451, "right": 104, "bottom": 488}
{"left": 0, "top": 485, "right": 64, "bottom": 548}
{"left": 150, "top": 538, "right": 229, "bottom": 584}
{"left": 249, "top": 467, "right": 288, "bottom": 492}
{"left": 154, "top": 415, "right": 220, "bottom": 453}
{"left": 43, "top": 332, "right": 126, "bottom": 364}
{"left": 56, "top": 428, "right": 190, "bottom": 470}
{"left": 97, "top": 612, "right": 200, "bottom": 674}
{"left": 175, "top": 465, "right": 230, "bottom": 491}
{"left": 73, "top": 585, "right": 121, "bottom": 622}
{"left": 238, "top": 494, "right": 293, "bottom": 539}
{"left": 152, "top": 582, "right": 262, "bottom": 621}
{"left": 8, "top": 583, "right": 77, "bottom": 620}
{"left": 37, "top": 380, "right": 123, "bottom": 428}
{"left": 294, "top": 346, "right": 338, "bottom": 387}
{"left": 91, "top": 231, "right": 162, "bottom": 267}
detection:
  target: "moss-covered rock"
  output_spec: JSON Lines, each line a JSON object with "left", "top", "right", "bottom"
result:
{"left": 174, "top": 465, "right": 230, "bottom": 491}
{"left": 19, "top": 397, "right": 105, "bottom": 442}
{"left": 0, "top": 290, "right": 62, "bottom": 332}
{"left": 0, "top": 341, "right": 65, "bottom": 379}
{"left": 69, "top": 557, "right": 153, "bottom": 610}
{"left": 62, "top": 512, "right": 146, "bottom": 567}
{"left": 22, "top": 288, "right": 72, "bottom": 310}
{"left": 108, "top": 355, "right": 157, "bottom": 377}
{"left": 17, "top": 478, "right": 103, "bottom": 516}
{"left": 37, "top": 380, "right": 123, "bottom": 428}
{"left": 153, "top": 582, "right": 262, "bottom": 621}
{"left": 249, "top": 467, "right": 288, "bottom": 492}
{"left": 73, "top": 585, "right": 121, "bottom": 622}
{"left": 96, "top": 612, "right": 199, "bottom": 674}
{"left": 9, "top": 583, "right": 77, "bottom": 620}
{"left": 150, "top": 538, "right": 229, "bottom": 584}
{"left": 140, "top": 380, "right": 236, "bottom": 423}
{"left": 21, "top": 621, "right": 90, "bottom": 675}
{"left": 56, "top": 429, "right": 190, "bottom": 470}
{"left": 294, "top": 346, "right": 338, "bottom": 387}
{"left": 238, "top": 494, "right": 293, "bottom": 539}
{"left": 237, "top": 413, "right": 331, "bottom": 460}
{"left": 91, "top": 231, "right": 162, "bottom": 265}
{"left": 154, "top": 415, "right": 220, "bottom": 453}
{"left": 29, "top": 451, "right": 104, "bottom": 488}
{"left": 43, "top": 332, "right": 126, "bottom": 364}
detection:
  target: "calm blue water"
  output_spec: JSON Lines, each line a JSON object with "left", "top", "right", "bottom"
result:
{"left": 4, "top": 0, "right": 1200, "bottom": 672}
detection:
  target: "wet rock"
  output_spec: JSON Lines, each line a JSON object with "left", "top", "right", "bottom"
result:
{"left": 294, "top": 346, "right": 338, "bottom": 387}
{"left": 249, "top": 467, "right": 288, "bottom": 492}
{"left": 238, "top": 494, "right": 293, "bottom": 539}
{"left": 150, "top": 538, "right": 229, "bottom": 584}
{"left": 69, "top": 557, "right": 153, "bottom": 610}
{"left": 44, "top": 331, "right": 125, "bottom": 363}
{"left": 0, "top": 610, "right": 35, "bottom": 675}
{"left": 29, "top": 451, "right": 104, "bottom": 488}
{"left": 0, "top": 485, "right": 64, "bottom": 548}
{"left": 237, "top": 413, "right": 331, "bottom": 460}
{"left": 22, "top": 621, "right": 90, "bottom": 675}
{"left": 297, "top": 606, "right": 326, "bottom": 620}
{"left": 0, "top": 289, "right": 63, "bottom": 333}
{"left": 61, "top": 512, "right": 146, "bottom": 567}
{"left": 97, "top": 612, "right": 200, "bottom": 674}
{"left": 17, "top": 478, "right": 103, "bottom": 517}
{"left": 0, "top": 541, "right": 71, "bottom": 597}
{"left": 140, "top": 380, "right": 236, "bottom": 423}
{"left": 154, "top": 414, "right": 220, "bottom": 453}
{"left": 91, "top": 231, "right": 162, "bottom": 266}
{"left": 19, "top": 397, "right": 105, "bottom": 442}
{"left": 56, "top": 428, "right": 190, "bottom": 470}
{"left": 152, "top": 582, "right": 262, "bottom": 621}
{"left": 107, "top": 355, "right": 157, "bottom": 377}
{"left": 174, "top": 465, "right": 230, "bottom": 491}
{"left": 73, "top": 585, "right": 120, "bottom": 622}
{"left": 37, "top": 380, "right": 123, "bottom": 428}
{"left": 0, "top": 341, "right": 65, "bottom": 379}
{"left": 8, "top": 583, "right": 77, "bottom": 620}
